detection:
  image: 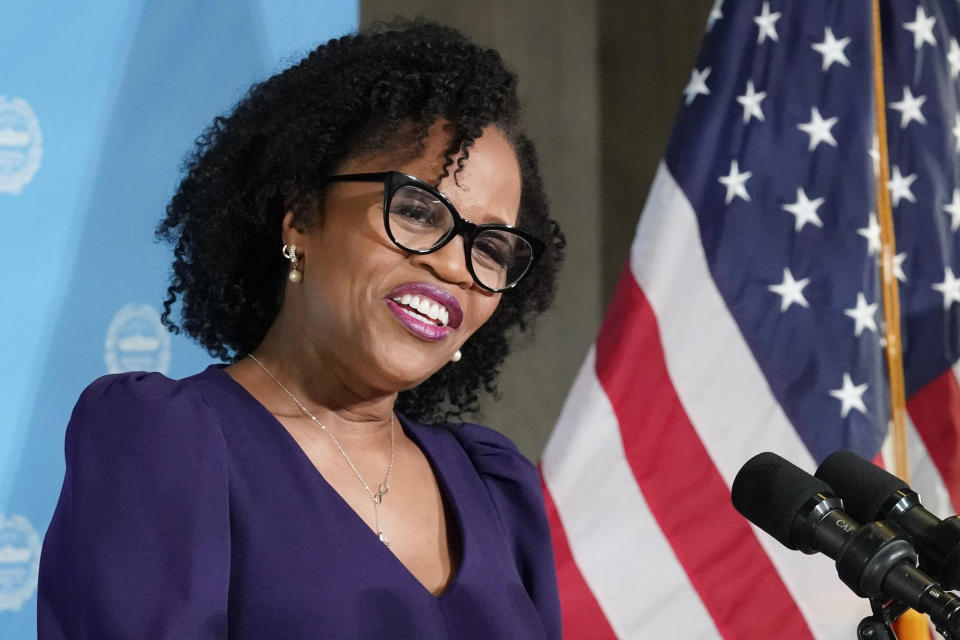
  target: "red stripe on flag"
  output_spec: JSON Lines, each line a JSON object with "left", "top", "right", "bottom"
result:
{"left": 595, "top": 267, "right": 814, "bottom": 639}
{"left": 907, "top": 370, "right": 960, "bottom": 513}
{"left": 541, "top": 475, "right": 618, "bottom": 639}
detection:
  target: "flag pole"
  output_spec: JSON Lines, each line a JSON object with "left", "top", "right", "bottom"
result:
{"left": 871, "top": 0, "right": 909, "bottom": 484}
{"left": 871, "top": 0, "right": 930, "bottom": 636}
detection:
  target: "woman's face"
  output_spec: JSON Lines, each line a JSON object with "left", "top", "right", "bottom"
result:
{"left": 282, "top": 123, "right": 522, "bottom": 393}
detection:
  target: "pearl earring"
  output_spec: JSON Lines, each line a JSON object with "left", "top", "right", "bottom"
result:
{"left": 283, "top": 244, "right": 301, "bottom": 283}
{"left": 451, "top": 350, "right": 462, "bottom": 363}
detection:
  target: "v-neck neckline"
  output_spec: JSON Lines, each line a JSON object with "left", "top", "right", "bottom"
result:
{"left": 205, "top": 365, "right": 468, "bottom": 600}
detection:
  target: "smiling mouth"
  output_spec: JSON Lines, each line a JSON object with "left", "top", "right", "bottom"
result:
{"left": 391, "top": 294, "right": 450, "bottom": 327}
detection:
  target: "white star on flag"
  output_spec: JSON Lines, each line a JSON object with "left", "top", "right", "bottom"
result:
{"left": 797, "top": 107, "right": 839, "bottom": 151}
{"left": 949, "top": 38, "right": 960, "bottom": 79}
{"left": 829, "top": 373, "right": 869, "bottom": 418}
{"left": 932, "top": 267, "right": 960, "bottom": 309}
{"left": 768, "top": 268, "right": 810, "bottom": 312}
{"left": 782, "top": 187, "right": 825, "bottom": 231}
{"left": 903, "top": 5, "right": 937, "bottom": 51}
{"left": 889, "top": 86, "right": 927, "bottom": 129}
{"left": 887, "top": 165, "right": 917, "bottom": 207}
{"left": 812, "top": 27, "right": 852, "bottom": 71}
{"left": 857, "top": 212, "right": 882, "bottom": 256}
{"left": 754, "top": 1, "right": 782, "bottom": 44}
{"left": 718, "top": 160, "right": 752, "bottom": 203}
{"left": 944, "top": 189, "right": 960, "bottom": 232}
{"left": 953, "top": 115, "right": 960, "bottom": 152}
{"left": 736, "top": 80, "right": 766, "bottom": 123}
{"left": 707, "top": 0, "right": 723, "bottom": 32}
{"left": 683, "top": 67, "right": 711, "bottom": 105}
{"left": 844, "top": 292, "right": 878, "bottom": 337}
{"left": 893, "top": 252, "right": 908, "bottom": 282}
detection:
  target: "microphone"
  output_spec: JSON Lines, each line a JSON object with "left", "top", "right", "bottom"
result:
{"left": 731, "top": 452, "right": 960, "bottom": 635}
{"left": 816, "top": 449, "right": 960, "bottom": 590}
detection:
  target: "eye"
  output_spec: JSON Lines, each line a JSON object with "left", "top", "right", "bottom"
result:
{"left": 392, "top": 202, "right": 442, "bottom": 225}
{"left": 473, "top": 232, "right": 512, "bottom": 267}
{"left": 389, "top": 186, "right": 449, "bottom": 229}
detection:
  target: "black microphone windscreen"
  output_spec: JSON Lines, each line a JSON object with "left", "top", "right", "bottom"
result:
{"left": 815, "top": 450, "right": 909, "bottom": 523}
{"left": 732, "top": 452, "right": 834, "bottom": 550}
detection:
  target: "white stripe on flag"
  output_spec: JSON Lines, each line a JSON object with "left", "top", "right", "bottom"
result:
{"left": 629, "top": 162, "right": 865, "bottom": 638}
{"left": 542, "top": 348, "right": 720, "bottom": 638}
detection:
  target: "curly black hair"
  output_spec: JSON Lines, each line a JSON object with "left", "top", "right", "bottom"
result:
{"left": 156, "top": 19, "right": 565, "bottom": 422}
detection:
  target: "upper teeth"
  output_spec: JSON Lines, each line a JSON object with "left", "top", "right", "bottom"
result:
{"left": 394, "top": 294, "right": 450, "bottom": 327}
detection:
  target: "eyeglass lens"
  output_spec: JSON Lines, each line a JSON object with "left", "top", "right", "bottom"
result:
{"left": 387, "top": 184, "right": 534, "bottom": 290}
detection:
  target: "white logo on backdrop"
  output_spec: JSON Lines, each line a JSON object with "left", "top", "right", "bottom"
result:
{"left": 105, "top": 304, "right": 171, "bottom": 374}
{"left": 0, "top": 514, "right": 41, "bottom": 612}
{"left": 0, "top": 97, "right": 43, "bottom": 195}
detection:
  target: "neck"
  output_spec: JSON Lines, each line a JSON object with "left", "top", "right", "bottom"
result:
{"left": 246, "top": 309, "right": 398, "bottom": 435}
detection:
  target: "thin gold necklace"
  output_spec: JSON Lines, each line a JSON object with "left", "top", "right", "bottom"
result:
{"left": 248, "top": 354, "right": 396, "bottom": 546}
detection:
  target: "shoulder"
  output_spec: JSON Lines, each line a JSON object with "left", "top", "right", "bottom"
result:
{"left": 441, "top": 421, "right": 545, "bottom": 539}
{"left": 41, "top": 370, "right": 233, "bottom": 636}
{"left": 74, "top": 367, "right": 217, "bottom": 409}
{"left": 444, "top": 422, "right": 541, "bottom": 493}
{"left": 66, "top": 368, "right": 226, "bottom": 459}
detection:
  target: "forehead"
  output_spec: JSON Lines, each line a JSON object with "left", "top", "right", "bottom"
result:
{"left": 339, "top": 122, "right": 522, "bottom": 226}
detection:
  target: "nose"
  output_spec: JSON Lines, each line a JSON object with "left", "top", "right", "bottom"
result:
{"left": 409, "top": 236, "right": 475, "bottom": 289}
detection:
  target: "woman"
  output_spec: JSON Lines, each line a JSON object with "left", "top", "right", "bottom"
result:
{"left": 38, "top": 19, "right": 564, "bottom": 639}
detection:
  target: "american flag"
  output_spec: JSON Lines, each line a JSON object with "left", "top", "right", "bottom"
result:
{"left": 541, "top": 0, "right": 960, "bottom": 637}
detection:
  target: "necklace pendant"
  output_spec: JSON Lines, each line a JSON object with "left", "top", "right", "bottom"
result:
{"left": 373, "top": 483, "right": 389, "bottom": 504}
{"left": 379, "top": 531, "right": 389, "bottom": 547}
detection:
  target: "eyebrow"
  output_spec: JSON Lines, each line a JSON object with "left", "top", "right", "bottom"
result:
{"left": 439, "top": 188, "right": 517, "bottom": 226}
{"left": 483, "top": 212, "right": 516, "bottom": 226}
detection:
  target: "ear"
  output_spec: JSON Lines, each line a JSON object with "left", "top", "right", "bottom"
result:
{"left": 282, "top": 211, "right": 308, "bottom": 247}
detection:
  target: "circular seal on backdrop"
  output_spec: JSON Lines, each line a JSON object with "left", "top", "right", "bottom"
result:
{"left": 0, "top": 97, "right": 43, "bottom": 195}
{"left": 105, "top": 303, "right": 171, "bottom": 375}
{"left": 0, "top": 514, "right": 41, "bottom": 612}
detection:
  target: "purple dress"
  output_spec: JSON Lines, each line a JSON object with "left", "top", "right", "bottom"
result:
{"left": 37, "top": 366, "right": 561, "bottom": 639}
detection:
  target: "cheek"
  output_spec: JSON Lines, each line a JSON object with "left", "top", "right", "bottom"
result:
{"left": 310, "top": 227, "right": 401, "bottom": 288}
{"left": 467, "top": 295, "right": 502, "bottom": 332}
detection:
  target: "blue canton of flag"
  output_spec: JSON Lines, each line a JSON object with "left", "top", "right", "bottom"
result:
{"left": 668, "top": 0, "right": 960, "bottom": 465}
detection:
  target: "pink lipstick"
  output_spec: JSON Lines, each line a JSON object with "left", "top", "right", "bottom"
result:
{"left": 384, "top": 283, "right": 463, "bottom": 341}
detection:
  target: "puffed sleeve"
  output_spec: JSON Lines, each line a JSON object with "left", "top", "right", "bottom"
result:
{"left": 38, "top": 372, "right": 230, "bottom": 640}
{"left": 451, "top": 423, "right": 562, "bottom": 640}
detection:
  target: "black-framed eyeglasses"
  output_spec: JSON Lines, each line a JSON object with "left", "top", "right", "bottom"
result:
{"left": 324, "top": 171, "right": 545, "bottom": 292}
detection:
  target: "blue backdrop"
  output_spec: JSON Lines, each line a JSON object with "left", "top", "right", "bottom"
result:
{"left": 0, "top": 2, "right": 356, "bottom": 635}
